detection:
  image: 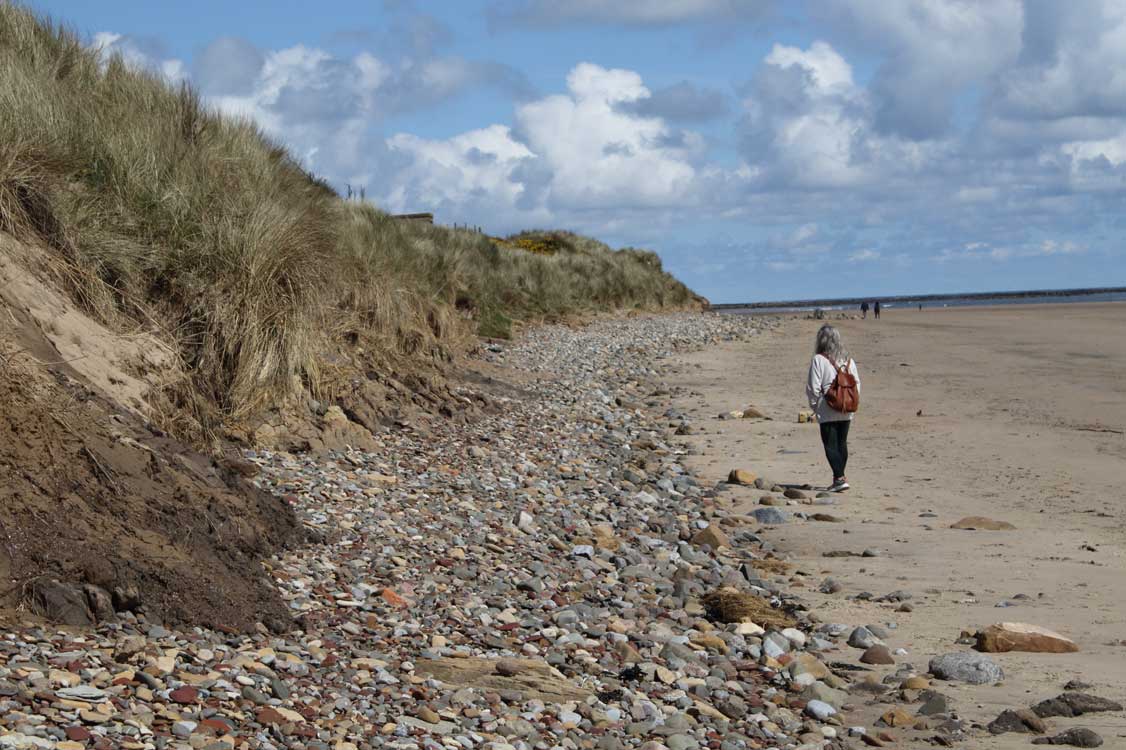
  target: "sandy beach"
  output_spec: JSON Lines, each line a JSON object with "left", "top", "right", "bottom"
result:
{"left": 669, "top": 303, "right": 1126, "bottom": 747}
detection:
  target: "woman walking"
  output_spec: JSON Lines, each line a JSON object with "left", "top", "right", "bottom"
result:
{"left": 806, "top": 324, "right": 860, "bottom": 491}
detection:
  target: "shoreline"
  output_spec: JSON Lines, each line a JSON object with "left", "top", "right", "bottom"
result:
{"left": 668, "top": 305, "right": 1126, "bottom": 748}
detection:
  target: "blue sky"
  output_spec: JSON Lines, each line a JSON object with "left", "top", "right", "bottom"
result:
{"left": 33, "top": 0, "right": 1126, "bottom": 303}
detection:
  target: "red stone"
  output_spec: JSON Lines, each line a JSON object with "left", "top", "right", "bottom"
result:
{"left": 381, "top": 588, "right": 409, "bottom": 608}
{"left": 200, "top": 717, "right": 235, "bottom": 734}
{"left": 257, "top": 707, "right": 287, "bottom": 725}
{"left": 169, "top": 686, "right": 198, "bottom": 704}
{"left": 65, "top": 726, "right": 93, "bottom": 741}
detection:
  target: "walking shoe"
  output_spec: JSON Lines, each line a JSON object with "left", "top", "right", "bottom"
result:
{"left": 829, "top": 477, "right": 850, "bottom": 492}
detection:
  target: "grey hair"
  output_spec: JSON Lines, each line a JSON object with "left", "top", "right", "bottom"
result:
{"left": 815, "top": 324, "right": 848, "bottom": 361}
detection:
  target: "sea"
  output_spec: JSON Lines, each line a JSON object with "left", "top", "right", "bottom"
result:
{"left": 720, "top": 289, "right": 1126, "bottom": 315}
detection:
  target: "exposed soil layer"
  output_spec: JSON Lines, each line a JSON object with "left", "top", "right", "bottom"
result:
{"left": 0, "top": 275, "right": 303, "bottom": 632}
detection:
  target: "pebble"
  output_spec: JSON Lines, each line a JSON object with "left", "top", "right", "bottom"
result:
{"left": 848, "top": 626, "right": 882, "bottom": 649}
{"left": 860, "top": 644, "right": 895, "bottom": 664}
{"left": 805, "top": 700, "right": 836, "bottom": 720}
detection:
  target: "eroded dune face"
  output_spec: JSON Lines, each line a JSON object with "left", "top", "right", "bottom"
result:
{"left": 0, "top": 234, "right": 302, "bottom": 631}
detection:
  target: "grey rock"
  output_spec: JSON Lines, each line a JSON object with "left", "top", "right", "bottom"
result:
{"left": 1031, "top": 728, "right": 1103, "bottom": 747}
{"left": 751, "top": 507, "right": 789, "bottom": 525}
{"left": 31, "top": 579, "right": 92, "bottom": 626}
{"left": 1032, "top": 693, "right": 1124, "bottom": 718}
{"left": 819, "top": 578, "right": 843, "bottom": 594}
{"left": 847, "top": 626, "right": 882, "bottom": 649}
{"left": 762, "top": 632, "right": 790, "bottom": 659}
{"left": 918, "top": 692, "right": 953, "bottom": 716}
{"left": 929, "top": 652, "right": 1004, "bottom": 684}
{"left": 988, "top": 708, "right": 1046, "bottom": 735}
{"left": 56, "top": 686, "right": 107, "bottom": 702}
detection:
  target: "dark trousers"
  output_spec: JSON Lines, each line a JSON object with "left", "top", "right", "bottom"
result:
{"left": 820, "top": 420, "right": 850, "bottom": 480}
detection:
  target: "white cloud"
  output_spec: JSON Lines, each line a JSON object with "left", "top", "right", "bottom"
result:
{"left": 380, "top": 62, "right": 708, "bottom": 220}
{"left": 991, "top": 3, "right": 1126, "bottom": 121}
{"left": 849, "top": 249, "right": 880, "bottom": 261}
{"left": 514, "top": 63, "right": 701, "bottom": 209}
{"left": 384, "top": 125, "right": 539, "bottom": 220}
{"left": 741, "top": 40, "right": 941, "bottom": 189}
{"left": 741, "top": 41, "right": 868, "bottom": 187}
{"left": 822, "top": 0, "right": 1023, "bottom": 137}
{"left": 932, "top": 239, "right": 1085, "bottom": 263}
{"left": 764, "top": 41, "right": 853, "bottom": 91}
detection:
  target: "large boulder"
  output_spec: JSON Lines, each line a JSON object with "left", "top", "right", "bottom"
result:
{"left": 975, "top": 623, "right": 1078, "bottom": 654}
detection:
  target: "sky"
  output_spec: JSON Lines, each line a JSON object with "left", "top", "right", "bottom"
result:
{"left": 31, "top": 0, "right": 1126, "bottom": 303}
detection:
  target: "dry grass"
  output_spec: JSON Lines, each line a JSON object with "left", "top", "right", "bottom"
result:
{"left": 701, "top": 587, "right": 796, "bottom": 629}
{"left": 0, "top": 3, "right": 703, "bottom": 441}
{"left": 749, "top": 558, "right": 792, "bottom": 576}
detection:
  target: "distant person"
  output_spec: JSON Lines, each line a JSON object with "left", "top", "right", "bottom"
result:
{"left": 806, "top": 324, "right": 861, "bottom": 492}
{"left": 860, "top": 301, "right": 869, "bottom": 319}
{"left": 918, "top": 303, "right": 923, "bottom": 311}
{"left": 874, "top": 300, "right": 881, "bottom": 319}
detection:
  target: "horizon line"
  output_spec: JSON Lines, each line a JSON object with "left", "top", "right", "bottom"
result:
{"left": 710, "top": 284, "right": 1126, "bottom": 309}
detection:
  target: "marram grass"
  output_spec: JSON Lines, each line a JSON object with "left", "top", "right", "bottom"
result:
{"left": 0, "top": 3, "right": 703, "bottom": 440}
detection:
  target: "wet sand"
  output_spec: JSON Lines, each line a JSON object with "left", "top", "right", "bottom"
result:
{"left": 669, "top": 303, "right": 1126, "bottom": 747}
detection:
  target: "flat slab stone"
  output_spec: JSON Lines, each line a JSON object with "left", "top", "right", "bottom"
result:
{"left": 415, "top": 657, "right": 591, "bottom": 703}
{"left": 950, "top": 516, "right": 1015, "bottom": 531}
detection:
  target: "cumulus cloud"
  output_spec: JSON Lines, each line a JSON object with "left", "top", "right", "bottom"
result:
{"left": 384, "top": 125, "right": 539, "bottom": 222}
{"left": 489, "top": 0, "right": 773, "bottom": 27}
{"left": 990, "top": 2, "right": 1126, "bottom": 121}
{"left": 738, "top": 40, "right": 937, "bottom": 189}
{"left": 379, "top": 63, "right": 710, "bottom": 223}
{"left": 822, "top": 0, "right": 1023, "bottom": 139}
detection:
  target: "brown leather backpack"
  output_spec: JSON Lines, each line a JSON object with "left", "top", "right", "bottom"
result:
{"left": 823, "top": 356, "right": 859, "bottom": 413}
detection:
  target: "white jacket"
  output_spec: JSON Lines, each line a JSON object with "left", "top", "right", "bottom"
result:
{"left": 806, "top": 354, "right": 860, "bottom": 423}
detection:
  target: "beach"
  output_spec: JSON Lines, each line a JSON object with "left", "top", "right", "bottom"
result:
{"left": 3, "top": 307, "right": 1125, "bottom": 748}
{"left": 669, "top": 303, "right": 1126, "bottom": 747}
